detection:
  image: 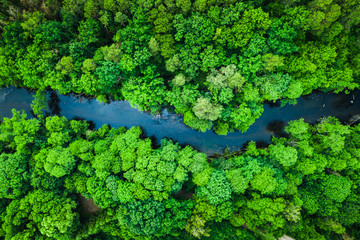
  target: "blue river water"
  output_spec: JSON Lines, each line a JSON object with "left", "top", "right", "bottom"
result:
{"left": 0, "top": 87, "right": 359, "bottom": 154}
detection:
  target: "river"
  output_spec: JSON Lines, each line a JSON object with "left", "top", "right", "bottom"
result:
{"left": 0, "top": 87, "right": 359, "bottom": 154}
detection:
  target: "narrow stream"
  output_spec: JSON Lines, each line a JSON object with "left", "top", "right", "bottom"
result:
{"left": 1, "top": 87, "right": 359, "bottom": 154}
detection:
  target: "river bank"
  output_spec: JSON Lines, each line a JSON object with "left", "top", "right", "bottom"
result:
{"left": 1, "top": 87, "right": 359, "bottom": 154}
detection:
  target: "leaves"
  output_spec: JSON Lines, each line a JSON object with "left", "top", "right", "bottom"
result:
{"left": 0, "top": 153, "right": 29, "bottom": 199}
{"left": 122, "top": 198, "right": 165, "bottom": 236}
{"left": 270, "top": 144, "right": 298, "bottom": 167}
{"left": 192, "top": 97, "right": 223, "bottom": 121}
{"left": 44, "top": 146, "right": 77, "bottom": 178}
{"left": 0, "top": 0, "right": 358, "bottom": 135}
{"left": 197, "top": 170, "right": 232, "bottom": 205}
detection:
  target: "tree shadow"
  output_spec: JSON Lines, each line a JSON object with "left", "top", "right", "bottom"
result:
{"left": 48, "top": 91, "right": 61, "bottom": 116}
{"left": 265, "top": 100, "right": 281, "bottom": 108}
{"left": 266, "top": 120, "right": 289, "bottom": 138}
{"left": 255, "top": 140, "right": 270, "bottom": 149}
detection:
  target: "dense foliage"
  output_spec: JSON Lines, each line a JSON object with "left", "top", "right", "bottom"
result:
{"left": 0, "top": 109, "right": 360, "bottom": 239}
{"left": 1, "top": 0, "right": 359, "bottom": 134}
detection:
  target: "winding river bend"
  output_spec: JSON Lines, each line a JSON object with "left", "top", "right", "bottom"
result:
{"left": 1, "top": 87, "right": 359, "bottom": 154}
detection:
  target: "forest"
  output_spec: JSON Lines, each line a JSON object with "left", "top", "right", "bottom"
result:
{"left": 0, "top": 109, "right": 360, "bottom": 239}
{"left": 0, "top": 0, "right": 359, "bottom": 134}
{"left": 1, "top": 0, "right": 360, "bottom": 239}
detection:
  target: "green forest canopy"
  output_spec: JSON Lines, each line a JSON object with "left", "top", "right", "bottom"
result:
{"left": 0, "top": 109, "right": 360, "bottom": 239}
{"left": 0, "top": 0, "right": 359, "bottom": 134}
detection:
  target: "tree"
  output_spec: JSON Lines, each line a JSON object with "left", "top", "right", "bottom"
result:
{"left": 1, "top": 190, "right": 79, "bottom": 239}
{"left": 196, "top": 170, "right": 232, "bottom": 205}
{"left": 217, "top": 7, "right": 271, "bottom": 49}
{"left": 226, "top": 168, "right": 249, "bottom": 194}
{"left": 184, "top": 111, "right": 213, "bottom": 132}
{"left": 214, "top": 121, "right": 229, "bottom": 135}
{"left": 307, "top": 0, "right": 341, "bottom": 36}
{"left": 250, "top": 167, "right": 278, "bottom": 195}
{"left": 262, "top": 53, "right": 284, "bottom": 72}
{"left": 172, "top": 73, "right": 187, "bottom": 87}
{"left": 157, "top": 198, "right": 193, "bottom": 236}
{"left": 86, "top": 176, "right": 115, "bottom": 208}
{"left": 95, "top": 61, "right": 122, "bottom": 94}
{"left": 121, "top": 198, "right": 165, "bottom": 237}
{"left": 206, "top": 64, "right": 240, "bottom": 90}
{"left": 316, "top": 117, "right": 350, "bottom": 153}
{"left": 27, "top": 190, "right": 79, "bottom": 239}
{"left": 270, "top": 144, "right": 298, "bottom": 167}
{"left": 31, "top": 90, "right": 48, "bottom": 117}
{"left": 69, "top": 139, "right": 94, "bottom": 162}
{"left": 47, "top": 131, "right": 71, "bottom": 147}
{"left": 0, "top": 110, "right": 41, "bottom": 154}
{"left": 91, "top": 151, "right": 121, "bottom": 180}
{"left": 55, "top": 56, "right": 74, "bottom": 75}
{"left": 193, "top": 167, "right": 213, "bottom": 186}
{"left": 0, "top": 153, "right": 29, "bottom": 199}
{"left": 185, "top": 214, "right": 210, "bottom": 239}
{"left": 321, "top": 175, "right": 351, "bottom": 203}
{"left": 230, "top": 103, "right": 260, "bottom": 132}
{"left": 241, "top": 194, "right": 286, "bottom": 234}
{"left": 255, "top": 73, "right": 293, "bottom": 101}
{"left": 285, "top": 118, "right": 312, "bottom": 141}
{"left": 1, "top": 198, "right": 33, "bottom": 238}
{"left": 267, "top": 18, "right": 298, "bottom": 55}
{"left": 192, "top": 97, "right": 223, "bottom": 121}
{"left": 45, "top": 116, "right": 68, "bottom": 132}
{"left": 44, "top": 146, "right": 77, "bottom": 178}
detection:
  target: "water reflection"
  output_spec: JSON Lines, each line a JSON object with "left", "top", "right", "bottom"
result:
{"left": 266, "top": 120, "right": 288, "bottom": 138}
{"left": 1, "top": 87, "right": 359, "bottom": 154}
{"left": 48, "top": 91, "right": 61, "bottom": 116}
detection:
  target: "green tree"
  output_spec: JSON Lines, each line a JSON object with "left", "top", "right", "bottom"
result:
{"left": 316, "top": 117, "right": 350, "bottom": 153}
{"left": 0, "top": 153, "right": 29, "bottom": 199}
{"left": 197, "top": 170, "right": 232, "bottom": 205}
{"left": 250, "top": 167, "right": 278, "bottom": 195}
{"left": 192, "top": 97, "right": 223, "bottom": 121}
{"left": 95, "top": 61, "right": 122, "bottom": 94}
{"left": 0, "top": 110, "right": 40, "bottom": 154}
{"left": 44, "top": 146, "right": 77, "bottom": 178}
{"left": 270, "top": 144, "right": 298, "bottom": 167}
{"left": 267, "top": 18, "right": 298, "bottom": 55}
{"left": 121, "top": 198, "right": 165, "bottom": 237}
{"left": 321, "top": 175, "right": 351, "bottom": 203}
{"left": 226, "top": 168, "right": 249, "bottom": 194}
{"left": 241, "top": 194, "right": 286, "bottom": 234}
{"left": 31, "top": 90, "right": 48, "bottom": 117}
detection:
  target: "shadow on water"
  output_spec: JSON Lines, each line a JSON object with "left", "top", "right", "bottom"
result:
{"left": 255, "top": 140, "right": 271, "bottom": 149}
{"left": 48, "top": 91, "right": 61, "bottom": 116}
{"left": 266, "top": 100, "right": 281, "bottom": 108}
{"left": 1, "top": 86, "right": 360, "bottom": 155}
{"left": 266, "top": 120, "right": 289, "bottom": 138}
{"left": 334, "top": 93, "right": 356, "bottom": 109}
